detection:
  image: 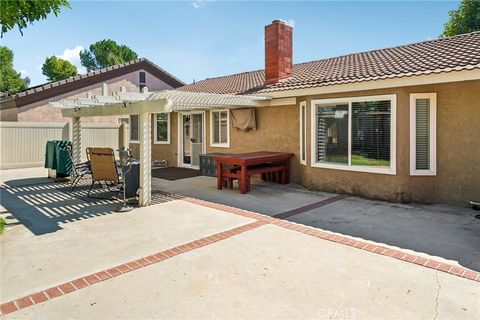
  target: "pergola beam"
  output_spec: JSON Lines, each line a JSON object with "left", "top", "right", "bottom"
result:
{"left": 60, "top": 99, "right": 171, "bottom": 118}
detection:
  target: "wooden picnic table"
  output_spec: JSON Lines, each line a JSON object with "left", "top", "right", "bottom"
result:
{"left": 214, "top": 151, "right": 294, "bottom": 194}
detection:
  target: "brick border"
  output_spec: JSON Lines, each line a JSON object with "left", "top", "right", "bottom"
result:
{"left": 2, "top": 192, "right": 479, "bottom": 316}
{"left": 0, "top": 220, "right": 266, "bottom": 316}
{"left": 273, "top": 194, "right": 347, "bottom": 219}
{"left": 175, "top": 192, "right": 480, "bottom": 283}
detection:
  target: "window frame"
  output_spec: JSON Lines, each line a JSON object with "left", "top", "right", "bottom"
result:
{"left": 409, "top": 93, "right": 437, "bottom": 176}
{"left": 310, "top": 94, "right": 397, "bottom": 175}
{"left": 209, "top": 109, "right": 230, "bottom": 148}
{"left": 299, "top": 101, "right": 307, "bottom": 165}
{"left": 117, "top": 117, "right": 129, "bottom": 125}
{"left": 154, "top": 112, "right": 171, "bottom": 145}
{"left": 129, "top": 114, "right": 140, "bottom": 144}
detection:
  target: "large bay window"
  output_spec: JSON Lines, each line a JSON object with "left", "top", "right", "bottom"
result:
{"left": 410, "top": 93, "right": 436, "bottom": 176}
{"left": 210, "top": 110, "right": 230, "bottom": 147}
{"left": 311, "top": 94, "right": 396, "bottom": 175}
{"left": 154, "top": 113, "right": 170, "bottom": 144}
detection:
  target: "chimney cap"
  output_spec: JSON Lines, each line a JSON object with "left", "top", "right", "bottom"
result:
{"left": 271, "top": 19, "right": 287, "bottom": 25}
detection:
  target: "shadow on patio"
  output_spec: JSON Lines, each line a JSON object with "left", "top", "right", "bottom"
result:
{"left": 0, "top": 179, "right": 178, "bottom": 236}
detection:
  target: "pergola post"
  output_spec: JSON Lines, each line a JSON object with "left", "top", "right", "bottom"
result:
{"left": 72, "top": 117, "right": 82, "bottom": 163}
{"left": 138, "top": 112, "right": 152, "bottom": 206}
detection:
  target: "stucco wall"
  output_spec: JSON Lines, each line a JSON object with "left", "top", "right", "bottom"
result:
{"left": 206, "top": 106, "right": 301, "bottom": 181}
{"left": 300, "top": 80, "right": 480, "bottom": 205}
{"left": 15, "top": 69, "right": 173, "bottom": 123}
{"left": 147, "top": 79, "right": 479, "bottom": 206}
{"left": 129, "top": 114, "right": 179, "bottom": 168}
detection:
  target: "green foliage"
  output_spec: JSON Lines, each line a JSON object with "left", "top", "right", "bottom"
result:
{"left": 80, "top": 39, "right": 138, "bottom": 71}
{"left": 42, "top": 56, "right": 77, "bottom": 81}
{"left": 442, "top": 0, "right": 480, "bottom": 37}
{"left": 0, "top": 217, "right": 5, "bottom": 235}
{"left": 0, "top": 46, "right": 30, "bottom": 94}
{"left": 0, "top": 0, "right": 70, "bottom": 36}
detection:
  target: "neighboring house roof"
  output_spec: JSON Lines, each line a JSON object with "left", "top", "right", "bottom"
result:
{"left": 2, "top": 58, "right": 185, "bottom": 108}
{"left": 178, "top": 31, "right": 480, "bottom": 95}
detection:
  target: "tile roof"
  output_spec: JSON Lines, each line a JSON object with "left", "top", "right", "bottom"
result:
{"left": 178, "top": 31, "right": 480, "bottom": 95}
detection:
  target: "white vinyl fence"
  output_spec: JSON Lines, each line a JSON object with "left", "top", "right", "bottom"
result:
{"left": 0, "top": 122, "right": 127, "bottom": 169}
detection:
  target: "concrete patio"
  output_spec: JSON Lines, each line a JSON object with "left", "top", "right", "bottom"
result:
{"left": 0, "top": 168, "right": 479, "bottom": 319}
{"left": 153, "top": 174, "right": 480, "bottom": 272}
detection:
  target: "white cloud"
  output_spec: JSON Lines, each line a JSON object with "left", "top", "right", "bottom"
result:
{"left": 56, "top": 45, "right": 86, "bottom": 73}
{"left": 19, "top": 70, "right": 28, "bottom": 78}
{"left": 192, "top": 0, "right": 212, "bottom": 9}
{"left": 286, "top": 19, "right": 295, "bottom": 28}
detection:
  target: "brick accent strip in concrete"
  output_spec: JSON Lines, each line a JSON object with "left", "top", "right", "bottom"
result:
{"left": 176, "top": 192, "right": 480, "bottom": 283}
{"left": 0, "top": 220, "right": 266, "bottom": 316}
{"left": 273, "top": 195, "right": 346, "bottom": 219}
{"left": 2, "top": 191, "right": 479, "bottom": 316}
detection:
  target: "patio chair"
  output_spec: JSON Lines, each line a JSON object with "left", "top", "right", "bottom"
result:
{"left": 67, "top": 146, "right": 92, "bottom": 191}
{"left": 86, "top": 147, "right": 123, "bottom": 199}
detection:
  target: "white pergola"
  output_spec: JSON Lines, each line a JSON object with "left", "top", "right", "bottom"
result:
{"left": 52, "top": 87, "right": 291, "bottom": 206}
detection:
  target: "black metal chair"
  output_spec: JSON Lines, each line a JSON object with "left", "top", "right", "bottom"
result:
{"left": 67, "top": 146, "right": 92, "bottom": 191}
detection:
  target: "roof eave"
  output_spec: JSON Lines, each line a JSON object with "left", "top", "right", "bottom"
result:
{"left": 11, "top": 59, "right": 185, "bottom": 108}
{"left": 264, "top": 68, "right": 480, "bottom": 98}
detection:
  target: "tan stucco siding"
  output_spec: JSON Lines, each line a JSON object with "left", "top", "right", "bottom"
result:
{"left": 135, "top": 106, "right": 300, "bottom": 178}
{"left": 147, "top": 79, "right": 478, "bottom": 205}
{"left": 129, "top": 114, "right": 179, "bottom": 167}
{"left": 433, "top": 80, "right": 480, "bottom": 204}
{"left": 301, "top": 80, "right": 480, "bottom": 205}
{"left": 206, "top": 106, "right": 301, "bottom": 181}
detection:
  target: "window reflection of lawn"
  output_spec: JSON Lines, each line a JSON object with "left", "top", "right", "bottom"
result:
{"left": 325, "top": 154, "right": 390, "bottom": 166}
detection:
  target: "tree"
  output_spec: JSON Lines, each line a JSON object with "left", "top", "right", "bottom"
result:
{"left": 0, "top": 46, "right": 30, "bottom": 94}
{"left": 80, "top": 39, "right": 138, "bottom": 71}
{"left": 0, "top": 0, "right": 70, "bottom": 37}
{"left": 441, "top": 0, "right": 480, "bottom": 37}
{"left": 41, "top": 56, "right": 77, "bottom": 81}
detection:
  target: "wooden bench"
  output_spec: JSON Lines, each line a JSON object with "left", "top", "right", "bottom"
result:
{"left": 214, "top": 152, "right": 294, "bottom": 194}
{"left": 222, "top": 164, "right": 289, "bottom": 192}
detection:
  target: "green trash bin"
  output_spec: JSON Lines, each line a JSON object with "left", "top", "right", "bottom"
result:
{"left": 45, "top": 140, "right": 73, "bottom": 178}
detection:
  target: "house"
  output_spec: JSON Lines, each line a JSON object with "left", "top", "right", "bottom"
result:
{"left": 128, "top": 20, "right": 479, "bottom": 205}
{"left": 0, "top": 58, "right": 185, "bottom": 123}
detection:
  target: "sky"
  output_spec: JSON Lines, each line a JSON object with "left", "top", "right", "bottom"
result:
{"left": 1, "top": 0, "right": 460, "bottom": 87}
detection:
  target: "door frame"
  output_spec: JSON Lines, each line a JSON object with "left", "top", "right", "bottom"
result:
{"left": 177, "top": 111, "right": 206, "bottom": 169}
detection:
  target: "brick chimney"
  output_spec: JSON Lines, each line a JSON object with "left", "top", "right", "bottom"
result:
{"left": 264, "top": 20, "right": 293, "bottom": 85}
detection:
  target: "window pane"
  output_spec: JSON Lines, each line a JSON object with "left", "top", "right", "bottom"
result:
{"left": 301, "top": 106, "right": 306, "bottom": 161}
{"left": 192, "top": 113, "right": 203, "bottom": 143}
{"left": 213, "top": 112, "right": 220, "bottom": 144}
{"left": 317, "top": 104, "right": 349, "bottom": 164}
{"left": 415, "top": 99, "right": 430, "bottom": 170}
{"left": 220, "top": 111, "right": 228, "bottom": 144}
{"left": 351, "top": 101, "right": 391, "bottom": 167}
{"left": 156, "top": 113, "right": 168, "bottom": 142}
{"left": 130, "top": 115, "right": 139, "bottom": 141}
